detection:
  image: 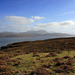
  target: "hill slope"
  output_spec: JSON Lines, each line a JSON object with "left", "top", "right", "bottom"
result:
{"left": 1, "top": 37, "right": 75, "bottom": 53}
{"left": 0, "top": 37, "right": 75, "bottom": 75}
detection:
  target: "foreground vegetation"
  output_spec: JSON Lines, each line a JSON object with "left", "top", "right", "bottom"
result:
{"left": 0, "top": 37, "right": 75, "bottom": 75}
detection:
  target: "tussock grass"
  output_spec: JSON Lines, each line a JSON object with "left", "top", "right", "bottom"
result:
{"left": 9, "top": 50, "right": 75, "bottom": 75}
{"left": 0, "top": 37, "right": 75, "bottom": 75}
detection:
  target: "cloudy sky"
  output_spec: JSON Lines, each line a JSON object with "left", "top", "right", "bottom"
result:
{"left": 0, "top": 0, "right": 75, "bottom": 34}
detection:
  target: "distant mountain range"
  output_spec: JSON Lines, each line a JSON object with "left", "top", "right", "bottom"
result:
{"left": 0, "top": 30, "right": 72, "bottom": 37}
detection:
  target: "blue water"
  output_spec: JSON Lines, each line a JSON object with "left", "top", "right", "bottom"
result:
{"left": 0, "top": 36, "right": 70, "bottom": 47}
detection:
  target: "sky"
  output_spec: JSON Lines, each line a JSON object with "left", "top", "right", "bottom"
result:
{"left": 0, "top": 0, "right": 75, "bottom": 34}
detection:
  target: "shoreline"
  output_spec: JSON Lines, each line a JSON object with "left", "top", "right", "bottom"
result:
{"left": 0, "top": 36, "right": 74, "bottom": 48}
{"left": 0, "top": 37, "right": 75, "bottom": 50}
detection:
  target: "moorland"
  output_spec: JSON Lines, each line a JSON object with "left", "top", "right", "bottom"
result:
{"left": 0, "top": 37, "right": 75, "bottom": 75}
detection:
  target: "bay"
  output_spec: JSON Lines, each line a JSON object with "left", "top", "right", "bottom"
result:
{"left": 0, "top": 36, "right": 69, "bottom": 47}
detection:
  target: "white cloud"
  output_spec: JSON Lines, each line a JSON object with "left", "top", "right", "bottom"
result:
{"left": 5, "top": 16, "right": 34, "bottom": 24}
{"left": 36, "top": 21, "right": 75, "bottom": 27}
{"left": 0, "top": 16, "right": 35, "bottom": 32}
{"left": 36, "top": 22, "right": 59, "bottom": 27}
{"left": 34, "top": 21, "right": 75, "bottom": 34}
{"left": 9, "top": 25, "right": 34, "bottom": 32}
{"left": 0, "top": 16, "right": 75, "bottom": 34}
{"left": 59, "top": 21, "right": 75, "bottom": 26}
{"left": 32, "top": 16, "right": 45, "bottom": 20}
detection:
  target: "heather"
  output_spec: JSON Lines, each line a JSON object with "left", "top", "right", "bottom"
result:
{"left": 0, "top": 37, "right": 75, "bottom": 75}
